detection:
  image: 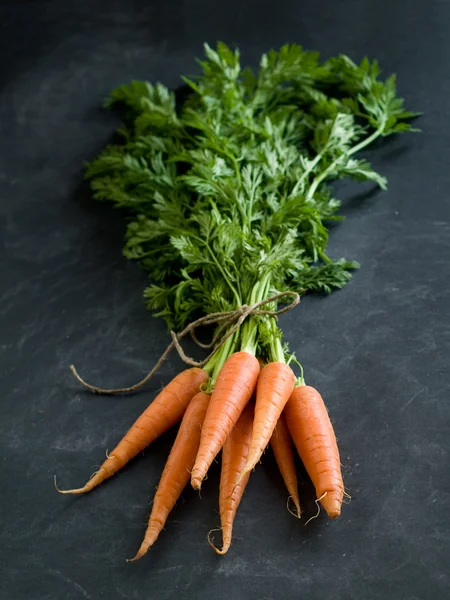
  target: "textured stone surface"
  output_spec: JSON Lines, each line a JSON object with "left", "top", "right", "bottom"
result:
{"left": 1, "top": 1, "right": 449, "bottom": 598}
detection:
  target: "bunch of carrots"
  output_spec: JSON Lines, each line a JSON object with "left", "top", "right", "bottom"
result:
{"left": 57, "top": 42, "right": 417, "bottom": 558}
{"left": 58, "top": 354, "right": 342, "bottom": 559}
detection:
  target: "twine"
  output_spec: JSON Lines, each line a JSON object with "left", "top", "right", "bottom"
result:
{"left": 70, "top": 291, "right": 300, "bottom": 395}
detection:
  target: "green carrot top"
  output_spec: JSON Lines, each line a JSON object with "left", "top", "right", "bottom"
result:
{"left": 85, "top": 42, "right": 419, "bottom": 365}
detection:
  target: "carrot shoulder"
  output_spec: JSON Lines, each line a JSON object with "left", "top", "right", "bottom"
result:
{"left": 238, "top": 362, "right": 295, "bottom": 481}
{"left": 57, "top": 368, "right": 209, "bottom": 494}
{"left": 284, "top": 385, "right": 344, "bottom": 519}
{"left": 270, "top": 413, "right": 301, "bottom": 517}
{"left": 208, "top": 401, "right": 254, "bottom": 555}
{"left": 129, "top": 391, "right": 211, "bottom": 561}
{"left": 190, "top": 352, "right": 260, "bottom": 490}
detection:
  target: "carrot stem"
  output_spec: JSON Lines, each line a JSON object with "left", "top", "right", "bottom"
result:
{"left": 241, "top": 274, "right": 272, "bottom": 355}
{"left": 240, "top": 316, "right": 258, "bottom": 355}
{"left": 209, "top": 331, "right": 237, "bottom": 388}
{"left": 268, "top": 318, "right": 285, "bottom": 364}
{"left": 287, "top": 355, "right": 306, "bottom": 386}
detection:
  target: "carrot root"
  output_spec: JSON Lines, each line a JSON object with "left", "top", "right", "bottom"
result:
{"left": 191, "top": 352, "right": 260, "bottom": 490}
{"left": 127, "top": 525, "right": 160, "bottom": 561}
{"left": 57, "top": 368, "right": 209, "bottom": 495}
{"left": 319, "top": 490, "right": 342, "bottom": 519}
{"left": 304, "top": 491, "right": 328, "bottom": 525}
{"left": 207, "top": 528, "right": 231, "bottom": 556}
{"left": 130, "top": 391, "right": 211, "bottom": 560}
{"left": 285, "top": 385, "right": 344, "bottom": 520}
{"left": 208, "top": 401, "right": 254, "bottom": 555}
{"left": 54, "top": 472, "right": 102, "bottom": 495}
{"left": 270, "top": 413, "right": 301, "bottom": 518}
{"left": 287, "top": 496, "right": 301, "bottom": 519}
{"left": 237, "top": 362, "right": 295, "bottom": 484}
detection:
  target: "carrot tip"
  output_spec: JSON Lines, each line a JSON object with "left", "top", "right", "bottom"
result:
{"left": 286, "top": 496, "right": 301, "bottom": 519}
{"left": 126, "top": 553, "right": 144, "bottom": 563}
{"left": 207, "top": 528, "right": 230, "bottom": 556}
{"left": 191, "top": 477, "right": 202, "bottom": 491}
{"left": 127, "top": 541, "right": 153, "bottom": 562}
{"left": 319, "top": 489, "right": 343, "bottom": 518}
{"left": 328, "top": 510, "right": 341, "bottom": 519}
{"left": 53, "top": 475, "right": 86, "bottom": 495}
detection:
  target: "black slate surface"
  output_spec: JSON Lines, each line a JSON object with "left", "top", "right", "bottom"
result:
{"left": 1, "top": 1, "right": 449, "bottom": 599}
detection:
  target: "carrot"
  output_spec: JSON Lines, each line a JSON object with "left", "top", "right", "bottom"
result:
{"left": 190, "top": 351, "right": 260, "bottom": 490}
{"left": 238, "top": 362, "right": 295, "bottom": 481}
{"left": 270, "top": 413, "right": 301, "bottom": 517}
{"left": 129, "top": 391, "right": 210, "bottom": 561}
{"left": 284, "top": 385, "right": 344, "bottom": 518}
{"left": 208, "top": 401, "right": 254, "bottom": 555}
{"left": 57, "top": 368, "right": 209, "bottom": 494}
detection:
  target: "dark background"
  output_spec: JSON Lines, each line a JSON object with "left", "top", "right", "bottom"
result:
{"left": 1, "top": 1, "right": 449, "bottom": 599}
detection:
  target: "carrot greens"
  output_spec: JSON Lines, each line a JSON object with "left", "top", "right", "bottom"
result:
{"left": 86, "top": 42, "right": 417, "bottom": 362}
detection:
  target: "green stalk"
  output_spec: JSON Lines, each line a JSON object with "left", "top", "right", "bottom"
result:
{"left": 240, "top": 317, "right": 258, "bottom": 354}
{"left": 268, "top": 318, "right": 285, "bottom": 363}
{"left": 240, "top": 273, "right": 271, "bottom": 354}
{"left": 228, "top": 153, "right": 242, "bottom": 189}
{"left": 208, "top": 274, "right": 274, "bottom": 388}
{"left": 305, "top": 121, "right": 386, "bottom": 202}
{"left": 318, "top": 248, "right": 332, "bottom": 263}
{"left": 202, "top": 354, "right": 217, "bottom": 376}
{"left": 290, "top": 148, "right": 326, "bottom": 197}
{"left": 205, "top": 243, "right": 241, "bottom": 306}
{"left": 209, "top": 330, "right": 237, "bottom": 387}
{"left": 287, "top": 354, "right": 306, "bottom": 386}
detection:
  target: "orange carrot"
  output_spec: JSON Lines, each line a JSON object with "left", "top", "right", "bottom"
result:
{"left": 190, "top": 352, "right": 260, "bottom": 490}
{"left": 208, "top": 401, "right": 254, "bottom": 555}
{"left": 270, "top": 413, "right": 301, "bottom": 517}
{"left": 284, "top": 385, "right": 344, "bottom": 519}
{"left": 57, "top": 368, "right": 209, "bottom": 494}
{"left": 129, "top": 391, "right": 210, "bottom": 561}
{"left": 238, "top": 362, "right": 295, "bottom": 480}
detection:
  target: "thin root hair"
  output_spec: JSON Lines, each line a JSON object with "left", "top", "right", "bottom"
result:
{"left": 304, "top": 491, "right": 327, "bottom": 526}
